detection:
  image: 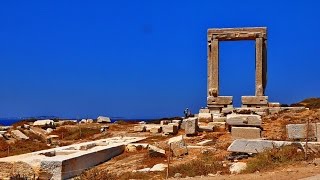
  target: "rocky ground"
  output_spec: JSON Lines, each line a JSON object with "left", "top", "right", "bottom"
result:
{"left": 1, "top": 98, "right": 320, "bottom": 179}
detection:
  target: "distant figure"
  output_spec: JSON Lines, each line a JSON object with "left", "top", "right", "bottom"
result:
{"left": 184, "top": 108, "right": 191, "bottom": 118}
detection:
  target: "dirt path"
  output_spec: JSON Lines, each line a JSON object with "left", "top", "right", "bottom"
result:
{"left": 171, "top": 163, "right": 320, "bottom": 180}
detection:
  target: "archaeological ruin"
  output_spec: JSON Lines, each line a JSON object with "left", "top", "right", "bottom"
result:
{"left": 207, "top": 27, "right": 268, "bottom": 111}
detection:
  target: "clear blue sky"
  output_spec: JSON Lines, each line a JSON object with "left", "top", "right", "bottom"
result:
{"left": 0, "top": 1, "right": 319, "bottom": 119}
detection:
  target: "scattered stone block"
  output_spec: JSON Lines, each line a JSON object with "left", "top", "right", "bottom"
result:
{"left": 227, "top": 139, "right": 294, "bottom": 153}
{"left": 148, "top": 145, "right": 166, "bottom": 157}
{"left": 150, "top": 127, "right": 162, "bottom": 133}
{"left": 184, "top": 117, "right": 198, "bottom": 135}
{"left": 241, "top": 96, "right": 268, "bottom": 105}
{"left": 198, "top": 126, "right": 214, "bottom": 132}
{"left": 133, "top": 126, "right": 146, "bottom": 132}
{"left": 150, "top": 163, "right": 167, "bottom": 172}
{"left": 162, "top": 125, "right": 178, "bottom": 135}
{"left": 0, "top": 131, "right": 6, "bottom": 135}
{"left": 317, "top": 123, "right": 320, "bottom": 142}
{"left": 208, "top": 122, "right": 226, "bottom": 132}
{"left": 268, "top": 102, "right": 281, "bottom": 107}
{"left": 135, "top": 168, "right": 151, "bottom": 172}
{"left": 230, "top": 162, "right": 247, "bottom": 174}
{"left": 286, "top": 123, "right": 316, "bottom": 140}
{"left": 213, "top": 117, "right": 227, "bottom": 122}
{"left": 22, "top": 124, "right": 30, "bottom": 129}
{"left": 269, "top": 107, "right": 281, "bottom": 115}
{"left": 207, "top": 96, "right": 233, "bottom": 105}
{"left": 197, "top": 140, "right": 214, "bottom": 146}
{"left": 46, "top": 128, "right": 53, "bottom": 134}
{"left": 79, "top": 143, "right": 96, "bottom": 150}
{"left": 172, "top": 119, "right": 182, "bottom": 125}
{"left": 97, "top": 116, "right": 111, "bottom": 123}
{"left": 0, "top": 126, "right": 12, "bottom": 131}
{"left": 226, "top": 114, "right": 262, "bottom": 126}
{"left": 160, "top": 120, "right": 171, "bottom": 126}
{"left": 199, "top": 108, "right": 210, "bottom": 113}
{"left": 33, "top": 119, "right": 55, "bottom": 126}
{"left": 198, "top": 113, "right": 212, "bottom": 122}
{"left": 231, "top": 127, "right": 261, "bottom": 139}
{"left": 11, "top": 130, "right": 29, "bottom": 140}
{"left": 87, "top": 119, "right": 94, "bottom": 123}
{"left": 79, "top": 119, "right": 87, "bottom": 124}
{"left": 221, "top": 107, "right": 233, "bottom": 114}
{"left": 126, "top": 144, "right": 143, "bottom": 152}
{"left": 168, "top": 135, "right": 188, "bottom": 157}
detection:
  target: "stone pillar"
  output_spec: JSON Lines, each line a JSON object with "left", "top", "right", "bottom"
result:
{"left": 208, "top": 39, "right": 219, "bottom": 97}
{"left": 255, "top": 38, "right": 264, "bottom": 96}
{"left": 262, "top": 39, "right": 267, "bottom": 94}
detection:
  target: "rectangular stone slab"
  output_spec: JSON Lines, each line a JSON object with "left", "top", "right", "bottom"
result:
{"left": 228, "top": 139, "right": 320, "bottom": 154}
{"left": 286, "top": 123, "right": 316, "bottom": 140}
{"left": 231, "top": 127, "right": 261, "bottom": 139}
{"left": 208, "top": 27, "right": 267, "bottom": 41}
{"left": 226, "top": 114, "right": 262, "bottom": 126}
{"left": 207, "top": 96, "right": 233, "bottom": 105}
{"left": 241, "top": 96, "right": 268, "bottom": 105}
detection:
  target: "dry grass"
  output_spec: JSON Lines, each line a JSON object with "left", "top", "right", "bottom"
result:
{"left": 119, "top": 171, "right": 164, "bottom": 180}
{"left": 50, "top": 125, "right": 100, "bottom": 140}
{"left": 244, "top": 145, "right": 305, "bottom": 173}
{"left": 168, "top": 152, "right": 227, "bottom": 178}
{"left": 78, "top": 168, "right": 116, "bottom": 180}
{"left": 0, "top": 138, "right": 49, "bottom": 158}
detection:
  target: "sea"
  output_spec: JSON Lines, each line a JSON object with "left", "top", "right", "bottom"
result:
{"left": 0, "top": 117, "right": 155, "bottom": 126}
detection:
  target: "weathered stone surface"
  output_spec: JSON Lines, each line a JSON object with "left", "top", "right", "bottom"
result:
{"left": 226, "top": 114, "right": 262, "bottom": 126}
{"left": 208, "top": 27, "right": 267, "bottom": 41}
{"left": 126, "top": 144, "right": 143, "bottom": 152}
{"left": 208, "top": 39, "right": 219, "bottom": 97}
{"left": 199, "top": 108, "right": 210, "bottom": 113}
{"left": 0, "top": 137, "right": 145, "bottom": 179}
{"left": 162, "top": 125, "right": 178, "bottom": 135}
{"left": 268, "top": 102, "right": 280, "bottom": 107}
{"left": 317, "top": 123, "right": 320, "bottom": 142}
{"left": 172, "top": 120, "right": 182, "bottom": 124}
{"left": 97, "top": 116, "right": 111, "bottom": 123}
{"left": 148, "top": 145, "right": 166, "bottom": 157}
{"left": 241, "top": 96, "right": 268, "bottom": 105}
{"left": 228, "top": 139, "right": 293, "bottom": 153}
{"left": 286, "top": 123, "right": 316, "bottom": 140}
{"left": 11, "top": 130, "right": 29, "bottom": 140}
{"left": 207, "top": 96, "right": 233, "bottom": 105}
{"left": 184, "top": 117, "right": 198, "bottom": 135}
{"left": 213, "top": 117, "right": 227, "bottom": 122}
{"left": 150, "top": 127, "right": 162, "bottom": 134}
{"left": 234, "top": 107, "right": 269, "bottom": 116}
{"left": 221, "top": 107, "right": 233, "bottom": 114}
{"left": 230, "top": 162, "right": 247, "bottom": 174}
{"left": 199, "top": 125, "right": 214, "bottom": 132}
{"left": 231, "top": 127, "right": 261, "bottom": 139}
{"left": 168, "top": 135, "right": 188, "bottom": 157}
{"left": 198, "top": 113, "right": 212, "bottom": 122}
{"left": 208, "top": 122, "right": 226, "bottom": 132}
{"left": 197, "top": 140, "right": 214, "bottom": 146}
{"left": 150, "top": 163, "right": 167, "bottom": 172}
{"left": 33, "top": 119, "right": 55, "bottom": 126}
{"left": 160, "top": 120, "right": 171, "bottom": 126}
{"left": 133, "top": 126, "right": 146, "bottom": 132}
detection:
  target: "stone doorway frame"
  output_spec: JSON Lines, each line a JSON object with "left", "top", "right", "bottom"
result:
{"left": 207, "top": 27, "right": 268, "bottom": 110}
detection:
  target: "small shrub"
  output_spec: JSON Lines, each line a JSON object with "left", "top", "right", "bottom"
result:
{"left": 169, "top": 153, "right": 226, "bottom": 178}
{"left": 244, "top": 145, "right": 305, "bottom": 173}
{"left": 80, "top": 168, "right": 116, "bottom": 180}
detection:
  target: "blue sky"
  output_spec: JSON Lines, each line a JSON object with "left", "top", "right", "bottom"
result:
{"left": 0, "top": 1, "right": 319, "bottom": 119}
